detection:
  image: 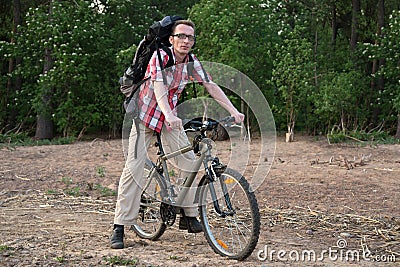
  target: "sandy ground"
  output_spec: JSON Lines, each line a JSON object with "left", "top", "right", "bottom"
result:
{"left": 0, "top": 135, "right": 399, "bottom": 266}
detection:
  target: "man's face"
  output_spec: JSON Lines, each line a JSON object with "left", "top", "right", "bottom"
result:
{"left": 169, "top": 24, "right": 195, "bottom": 56}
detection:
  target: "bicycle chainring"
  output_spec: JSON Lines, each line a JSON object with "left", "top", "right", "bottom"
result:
{"left": 160, "top": 202, "right": 176, "bottom": 226}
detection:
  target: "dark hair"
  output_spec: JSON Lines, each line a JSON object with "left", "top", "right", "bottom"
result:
{"left": 171, "top": 20, "right": 195, "bottom": 34}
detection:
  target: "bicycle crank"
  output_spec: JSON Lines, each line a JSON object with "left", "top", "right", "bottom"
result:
{"left": 160, "top": 202, "right": 176, "bottom": 226}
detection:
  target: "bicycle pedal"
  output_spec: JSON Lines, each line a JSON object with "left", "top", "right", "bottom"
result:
{"left": 160, "top": 203, "right": 176, "bottom": 226}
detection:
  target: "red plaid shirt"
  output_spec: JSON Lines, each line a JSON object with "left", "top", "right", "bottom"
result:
{"left": 138, "top": 47, "right": 209, "bottom": 132}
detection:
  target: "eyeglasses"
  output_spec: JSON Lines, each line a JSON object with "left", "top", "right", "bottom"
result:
{"left": 172, "top": 33, "right": 196, "bottom": 42}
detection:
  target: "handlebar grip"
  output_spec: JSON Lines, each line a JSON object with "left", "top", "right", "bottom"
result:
{"left": 190, "top": 121, "right": 203, "bottom": 127}
{"left": 219, "top": 116, "right": 235, "bottom": 125}
{"left": 226, "top": 116, "right": 235, "bottom": 123}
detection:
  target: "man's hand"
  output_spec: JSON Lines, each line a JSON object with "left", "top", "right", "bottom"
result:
{"left": 231, "top": 111, "right": 245, "bottom": 124}
{"left": 165, "top": 113, "right": 182, "bottom": 129}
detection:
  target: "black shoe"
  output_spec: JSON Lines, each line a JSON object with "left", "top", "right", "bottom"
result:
{"left": 179, "top": 216, "right": 203, "bottom": 233}
{"left": 110, "top": 225, "right": 124, "bottom": 249}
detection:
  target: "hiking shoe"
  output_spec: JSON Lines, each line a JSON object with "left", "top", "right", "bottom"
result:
{"left": 179, "top": 216, "right": 203, "bottom": 233}
{"left": 110, "top": 226, "right": 124, "bottom": 249}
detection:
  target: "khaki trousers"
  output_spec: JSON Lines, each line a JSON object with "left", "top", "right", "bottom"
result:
{"left": 114, "top": 122, "right": 199, "bottom": 226}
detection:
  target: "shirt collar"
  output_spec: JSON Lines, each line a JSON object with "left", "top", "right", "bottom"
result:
{"left": 170, "top": 46, "right": 189, "bottom": 64}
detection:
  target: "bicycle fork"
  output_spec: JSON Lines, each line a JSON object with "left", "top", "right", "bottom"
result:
{"left": 201, "top": 147, "right": 235, "bottom": 218}
{"left": 205, "top": 167, "right": 235, "bottom": 217}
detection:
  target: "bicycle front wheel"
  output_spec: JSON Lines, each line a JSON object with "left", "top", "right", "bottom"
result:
{"left": 131, "top": 160, "right": 167, "bottom": 240}
{"left": 198, "top": 168, "right": 260, "bottom": 260}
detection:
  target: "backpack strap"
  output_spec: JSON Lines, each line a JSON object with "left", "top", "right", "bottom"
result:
{"left": 188, "top": 54, "right": 210, "bottom": 83}
{"left": 186, "top": 53, "right": 210, "bottom": 99}
{"left": 187, "top": 54, "right": 197, "bottom": 99}
{"left": 133, "top": 118, "right": 141, "bottom": 158}
{"left": 156, "top": 43, "right": 174, "bottom": 86}
{"left": 161, "top": 46, "right": 175, "bottom": 69}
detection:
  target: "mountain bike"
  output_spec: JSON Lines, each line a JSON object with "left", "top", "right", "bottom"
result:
{"left": 131, "top": 116, "right": 260, "bottom": 260}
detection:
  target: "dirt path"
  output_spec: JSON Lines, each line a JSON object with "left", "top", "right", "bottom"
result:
{"left": 0, "top": 136, "right": 399, "bottom": 266}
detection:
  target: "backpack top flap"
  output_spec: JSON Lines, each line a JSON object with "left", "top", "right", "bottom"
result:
{"left": 147, "top": 15, "right": 183, "bottom": 46}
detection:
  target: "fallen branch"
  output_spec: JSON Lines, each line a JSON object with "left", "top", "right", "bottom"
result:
{"left": 311, "top": 154, "right": 371, "bottom": 169}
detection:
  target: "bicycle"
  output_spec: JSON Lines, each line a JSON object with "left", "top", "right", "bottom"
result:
{"left": 131, "top": 116, "right": 261, "bottom": 260}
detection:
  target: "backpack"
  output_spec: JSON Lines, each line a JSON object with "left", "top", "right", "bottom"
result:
{"left": 119, "top": 15, "right": 182, "bottom": 114}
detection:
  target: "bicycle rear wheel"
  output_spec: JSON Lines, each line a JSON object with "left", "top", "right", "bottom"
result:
{"left": 198, "top": 168, "right": 260, "bottom": 260}
{"left": 131, "top": 160, "right": 167, "bottom": 240}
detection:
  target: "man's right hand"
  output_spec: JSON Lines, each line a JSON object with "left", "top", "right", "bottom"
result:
{"left": 165, "top": 114, "right": 182, "bottom": 129}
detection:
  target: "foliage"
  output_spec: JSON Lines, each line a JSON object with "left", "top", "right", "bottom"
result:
{"left": 369, "top": 10, "right": 400, "bottom": 111}
{"left": 313, "top": 69, "right": 368, "bottom": 131}
{"left": 189, "top": 0, "right": 281, "bottom": 97}
{"left": 270, "top": 25, "right": 314, "bottom": 132}
{"left": 327, "top": 129, "right": 400, "bottom": 145}
{"left": 1, "top": 0, "right": 400, "bottom": 140}
{"left": 0, "top": 132, "right": 76, "bottom": 148}
{"left": 1, "top": 0, "right": 160, "bottom": 137}
{"left": 103, "top": 255, "right": 138, "bottom": 266}
{"left": 362, "top": 9, "right": 400, "bottom": 134}
{"left": 0, "top": 245, "right": 13, "bottom": 252}
{"left": 150, "top": 0, "right": 199, "bottom": 18}
{"left": 189, "top": 0, "right": 284, "bottom": 132}
{"left": 94, "top": 183, "right": 117, "bottom": 197}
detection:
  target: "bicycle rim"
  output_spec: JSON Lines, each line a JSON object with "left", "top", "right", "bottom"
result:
{"left": 131, "top": 161, "right": 167, "bottom": 240}
{"left": 199, "top": 168, "right": 260, "bottom": 260}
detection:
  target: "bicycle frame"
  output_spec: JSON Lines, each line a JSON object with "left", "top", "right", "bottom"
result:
{"left": 142, "top": 130, "right": 233, "bottom": 216}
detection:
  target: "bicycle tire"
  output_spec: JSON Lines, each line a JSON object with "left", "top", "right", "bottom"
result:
{"left": 198, "top": 168, "right": 260, "bottom": 260}
{"left": 131, "top": 160, "right": 167, "bottom": 240}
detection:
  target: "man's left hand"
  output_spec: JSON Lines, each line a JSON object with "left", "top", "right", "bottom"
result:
{"left": 231, "top": 112, "right": 245, "bottom": 124}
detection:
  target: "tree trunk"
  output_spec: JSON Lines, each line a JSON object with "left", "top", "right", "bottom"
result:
{"left": 5, "top": 0, "right": 22, "bottom": 131}
{"left": 239, "top": 74, "right": 249, "bottom": 141}
{"left": 350, "top": 0, "right": 361, "bottom": 51}
{"left": 13, "top": 0, "right": 23, "bottom": 125}
{"left": 35, "top": 3, "right": 54, "bottom": 140}
{"left": 314, "top": 29, "right": 318, "bottom": 87}
{"left": 396, "top": 114, "right": 400, "bottom": 139}
{"left": 286, "top": 92, "right": 295, "bottom": 143}
{"left": 331, "top": 4, "right": 337, "bottom": 49}
{"left": 376, "top": 0, "right": 386, "bottom": 121}
{"left": 371, "top": 0, "right": 386, "bottom": 124}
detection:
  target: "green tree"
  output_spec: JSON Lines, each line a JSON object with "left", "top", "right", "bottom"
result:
{"left": 1, "top": 0, "right": 399, "bottom": 140}
{"left": 150, "top": 0, "right": 199, "bottom": 18}
{"left": 2, "top": 0, "right": 160, "bottom": 138}
{"left": 271, "top": 25, "right": 314, "bottom": 141}
{"left": 189, "top": 0, "right": 282, "bottom": 133}
{"left": 365, "top": 10, "right": 400, "bottom": 138}
{"left": 1, "top": 0, "right": 48, "bottom": 133}
{"left": 189, "top": 0, "right": 279, "bottom": 89}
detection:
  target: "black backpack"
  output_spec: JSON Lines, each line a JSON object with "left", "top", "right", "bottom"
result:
{"left": 120, "top": 15, "right": 182, "bottom": 104}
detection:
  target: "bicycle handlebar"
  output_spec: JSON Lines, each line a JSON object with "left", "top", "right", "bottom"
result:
{"left": 184, "top": 116, "right": 237, "bottom": 133}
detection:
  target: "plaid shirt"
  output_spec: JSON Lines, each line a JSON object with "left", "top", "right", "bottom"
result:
{"left": 138, "top": 47, "right": 209, "bottom": 133}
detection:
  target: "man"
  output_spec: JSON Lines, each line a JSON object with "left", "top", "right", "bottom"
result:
{"left": 111, "top": 19, "right": 244, "bottom": 249}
